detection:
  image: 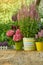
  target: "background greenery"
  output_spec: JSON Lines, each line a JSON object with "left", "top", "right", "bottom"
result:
{"left": 0, "top": 0, "right": 34, "bottom": 24}
{"left": 0, "top": 21, "right": 18, "bottom": 43}
{"left": 39, "top": 0, "right": 43, "bottom": 18}
{"left": 0, "top": 0, "right": 43, "bottom": 43}
{"left": 0, "top": 0, "right": 34, "bottom": 42}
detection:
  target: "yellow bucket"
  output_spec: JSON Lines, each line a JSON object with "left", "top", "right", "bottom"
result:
{"left": 36, "top": 42, "right": 43, "bottom": 51}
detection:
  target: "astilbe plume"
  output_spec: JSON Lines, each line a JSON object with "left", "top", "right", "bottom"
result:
{"left": 29, "top": 2, "right": 40, "bottom": 21}
{"left": 17, "top": 5, "right": 29, "bottom": 21}
{"left": 17, "top": 1, "right": 40, "bottom": 21}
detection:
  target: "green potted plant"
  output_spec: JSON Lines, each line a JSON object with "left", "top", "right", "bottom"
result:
{"left": 13, "top": 29, "right": 23, "bottom": 50}
{"left": 6, "top": 30, "right": 15, "bottom": 48}
{"left": 35, "top": 30, "right": 43, "bottom": 51}
{"left": 18, "top": 17, "right": 40, "bottom": 51}
{"left": 17, "top": 1, "right": 40, "bottom": 50}
{"left": 6, "top": 27, "right": 23, "bottom": 50}
{"left": 6, "top": 21, "right": 19, "bottom": 49}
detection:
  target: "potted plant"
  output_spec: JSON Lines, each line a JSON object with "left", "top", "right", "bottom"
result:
{"left": 13, "top": 29, "right": 23, "bottom": 50}
{"left": 17, "top": 2, "right": 40, "bottom": 51}
{"left": 6, "top": 28, "right": 23, "bottom": 50}
{"left": 35, "top": 30, "right": 43, "bottom": 51}
{"left": 18, "top": 17, "right": 40, "bottom": 51}
{"left": 6, "top": 30, "right": 15, "bottom": 48}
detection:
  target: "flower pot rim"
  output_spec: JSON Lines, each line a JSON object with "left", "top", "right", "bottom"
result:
{"left": 23, "top": 37, "right": 34, "bottom": 38}
{"left": 23, "top": 37, "right": 35, "bottom": 41}
{"left": 23, "top": 37, "right": 35, "bottom": 39}
{"left": 36, "top": 42, "right": 43, "bottom": 43}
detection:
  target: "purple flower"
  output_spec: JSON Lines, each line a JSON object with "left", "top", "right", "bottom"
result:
{"left": 38, "top": 32, "right": 42, "bottom": 38}
{"left": 35, "top": 34, "right": 38, "bottom": 39}
{"left": 17, "top": 26, "right": 20, "bottom": 29}
{"left": 41, "top": 30, "right": 43, "bottom": 37}
{"left": 11, "top": 25, "right": 17, "bottom": 30}
{"left": 12, "top": 14, "right": 17, "bottom": 21}
{"left": 0, "top": 42, "right": 3, "bottom": 46}
{"left": 3, "top": 41, "right": 8, "bottom": 46}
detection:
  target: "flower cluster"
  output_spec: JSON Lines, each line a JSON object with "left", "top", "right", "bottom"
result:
{"left": 35, "top": 30, "right": 43, "bottom": 38}
{"left": 0, "top": 41, "right": 8, "bottom": 46}
{"left": 13, "top": 29, "right": 23, "bottom": 42}
{"left": 6, "top": 29, "right": 23, "bottom": 42}
{"left": 6, "top": 30, "right": 14, "bottom": 37}
{"left": 17, "top": 5, "right": 29, "bottom": 21}
{"left": 17, "top": 2, "right": 40, "bottom": 21}
{"left": 29, "top": 2, "right": 40, "bottom": 21}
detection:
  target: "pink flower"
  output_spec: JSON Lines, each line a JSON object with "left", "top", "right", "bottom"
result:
{"left": 6, "top": 30, "right": 14, "bottom": 37}
{"left": 29, "top": 3, "right": 39, "bottom": 20}
{"left": 41, "top": 30, "right": 43, "bottom": 37}
{"left": 38, "top": 32, "right": 42, "bottom": 38}
{"left": 13, "top": 34, "right": 22, "bottom": 41}
{"left": 35, "top": 34, "right": 38, "bottom": 39}
{"left": 16, "top": 29, "right": 21, "bottom": 34}
{"left": 17, "top": 5, "right": 29, "bottom": 21}
{"left": 13, "top": 29, "right": 23, "bottom": 42}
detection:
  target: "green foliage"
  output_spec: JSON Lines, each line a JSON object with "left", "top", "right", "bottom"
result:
{"left": 0, "top": 0, "right": 34, "bottom": 24}
{"left": 6, "top": 37, "right": 15, "bottom": 46}
{"left": 0, "top": 21, "right": 18, "bottom": 46}
{"left": 0, "top": 32, "right": 15, "bottom": 46}
{"left": 19, "top": 17, "right": 40, "bottom": 38}
{"left": 36, "top": 37, "right": 43, "bottom": 42}
{"left": 0, "top": 0, "right": 37, "bottom": 46}
{"left": 0, "top": 32, "right": 7, "bottom": 42}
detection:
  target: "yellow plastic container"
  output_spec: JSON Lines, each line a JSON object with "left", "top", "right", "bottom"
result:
{"left": 36, "top": 42, "right": 43, "bottom": 51}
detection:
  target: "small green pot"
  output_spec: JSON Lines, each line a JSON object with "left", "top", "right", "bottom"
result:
{"left": 15, "top": 40, "right": 23, "bottom": 50}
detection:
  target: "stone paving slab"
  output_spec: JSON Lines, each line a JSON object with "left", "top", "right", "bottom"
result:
{"left": 0, "top": 50, "right": 43, "bottom": 65}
